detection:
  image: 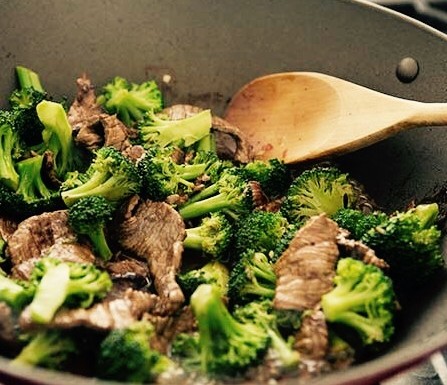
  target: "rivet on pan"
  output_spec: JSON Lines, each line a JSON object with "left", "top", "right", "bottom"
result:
{"left": 396, "top": 57, "right": 419, "bottom": 83}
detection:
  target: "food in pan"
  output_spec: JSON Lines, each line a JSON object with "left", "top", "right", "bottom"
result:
{"left": 0, "top": 66, "right": 444, "bottom": 384}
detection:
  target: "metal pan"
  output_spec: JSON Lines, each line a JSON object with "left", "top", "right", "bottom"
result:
{"left": 1, "top": 0, "right": 447, "bottom": 384}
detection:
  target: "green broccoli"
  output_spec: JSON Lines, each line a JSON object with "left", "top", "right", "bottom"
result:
{"left": 138, "top": 146, "right": 214, "bottom": 201}
{"left": 179, "top": 168, "right": 254, "bottom": 220}
{"left": 68, "top": 196, "right": 115, "bottom": 261}
{"left": 332, "top": 208, "right": 387, "bottom": 240}
{"left": 61, "top": 146, "right": 141, "bottom": 207}
{"left": 178, "top": 260, "right": 230, "bottom": 298}
{"left": 281, "top": 166, "right": 358, "bottom": 224}
{"left": 28, "top": 257, "right": 112, "bottom": 324}
{"left": 171, "top": 332, "right": 202, "bottom": 372}
{"left": 228, "top": 250, "right": 276, "bottom": 304}
{"left": 242, "top": 158, "right": 292, "bottom": 198}
{"left": 8, "top": 66, "right": 47, "bottom": 147}
{"left": 139, "top": 109, "right": 212, "bottom": 149}
{"left": 0, "top": 111, "right": 20, "bottom": 190}
{"left": 11, "top": 329, "right": 77, "bottom": 369}
{"left": 183, "top": 212, "right": 233, "bottom": 259}
{"left": 35, "top": 100, "right": 83, "bottom": 179}
{"left": 321, "top": 257, "right": 396, "bottom": 346}
{"left": 0, "top": 154, "right": 63, "bottom": 217}
{"left": 96, "top": 320, "right": 174, "bottom": 383}
{"left": 0, "top": 274, "right": 35, "bottom": 310}
{"left": 234, "top": 210, "right": 291, "bottom": 255}
{"left": 233, "top": 299, "right": 300, "bottom": 372}
{"left": 361, "top": 203, "right": 444, "bottom": 287}
{"left": 190, "top": 284, "right": 270, "bottom": 375}
{"left": 97, "top": 76, "right": 163, "bottom": 126}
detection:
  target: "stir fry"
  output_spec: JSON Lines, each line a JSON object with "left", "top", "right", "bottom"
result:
{"left": 0, "top": 66, "right": 444, "bottom": 384}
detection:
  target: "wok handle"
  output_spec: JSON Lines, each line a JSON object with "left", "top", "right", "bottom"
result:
{"left": 430, "top": 351, "right": 447, "bottom": 385}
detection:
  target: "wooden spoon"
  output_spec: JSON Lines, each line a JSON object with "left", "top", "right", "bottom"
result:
{"left": 224, "top": 72, "right": 447, "bottom": 164}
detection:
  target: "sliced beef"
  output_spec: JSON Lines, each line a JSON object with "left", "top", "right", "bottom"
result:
{"left": 162, "top": 104, "right": 253, "bottom": 163}
{"left": 6, "top": 210, "right": 90, "bottom": 266}
{"left": 68, "top": 74, "right": 132, "bottom": 152}
{"left": 11, "top": 242, "right": 96, "bottom": 281}
{"left": 116, "top": 196, "right": 186, "bottom": 314}
{"left": 336, "top": 228, "right": 389, "bottom": 269}
{"left": 19, "top": 284, "right": 157, "bottom": 331}
{"left": 274, "top": 214, "right": 339, "bottom": 311}
{"left": 100, "top": 114, "right": 132, "bottom": 151}
{"left": 145, "top": 306, "right": 196, "bottom": 354}
{"left": 0, "top": 215, "right": 18, "bottom": 242}
{"left": 106, "top": 257, "right": 151, "bottom": 289}
{"left": 294, "top": 307, "right": 329, "bottom": 362}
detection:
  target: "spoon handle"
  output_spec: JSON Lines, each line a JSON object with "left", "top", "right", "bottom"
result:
{"left": 410, "top": 101, "right": 447, "bottom": 127}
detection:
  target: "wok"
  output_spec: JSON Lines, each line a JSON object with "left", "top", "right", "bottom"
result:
{"left": 1, "top": 0, "right": 447, "bottom": 384}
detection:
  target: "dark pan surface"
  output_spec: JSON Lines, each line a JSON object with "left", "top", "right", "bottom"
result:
{"left": 2, "top": 1, "right": 447, "bottom": 384}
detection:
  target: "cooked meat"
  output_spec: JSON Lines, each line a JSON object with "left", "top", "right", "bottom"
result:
{"left": 19, "top": 285, "right": 157, "bottom": 331}
{"left": 116, "top": 196, "right": 186, "bottom": 314}
{"left": 68, "top": 74, "right": 133, "bottom": 152}
{"left": 145, "top": 306, "right": 196, "bottom": 354}
{"left": 294, "top": 307, "right": 329, "bottom": 361}
{"left": 0, "top": 215, "right": 18, "bottom": 242}
{"left": 162, "top": 104, "right": 253, "bottom": 163}
{"left": 11, "top": 242, "right": 96, "bottom": 281}
{"left": 68, "top": 74, "right": 104, "bottom": 149}
{"left": 100, "top": 114, "right": 132, "bottom": 151}
{"left": 106, "top": 257, "right": 151, "bottom": 289}
{"left": 0, "top": 303, "right": 17, "bottom": 346}
{"left": 122, "top": 144, "right": 146, "bottom": 163}
{"left": 336, "top": 228, "right": 389, "bottom": 269}
{"left": 6, "top": 210, "right": 84, "bottom": 266}
{"left": 274, "top": 214, "right": 339, "bottom": 311}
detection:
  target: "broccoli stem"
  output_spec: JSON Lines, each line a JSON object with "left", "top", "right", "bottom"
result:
{"left": 16, "top": 155, "right": 52, "bottom": 202}
{"left": 179, "top": 193, "right": 231, "bottom": 219}
{"left": 242, "top": 283, "right": 275, "bottom": 299}
{"left": 0, "top": 275, "right": 29, "bottom": 309}
{"left": 36, "top": 100, "right": 75, "bottom": 177}
{"left": 178, "top": 163, "right": 208, "bottom": 180}
{"left": 89, "top": 228, "right": 113, "bottom": 261}
{"left": 187, "top": 183, "right": 220, "bottom": 204}
{"left": 184, "top": 227, "right": 206, "bottom": 250}
{"left": 0, "top": 126, "right": 19, "bottom": 191}
{"left": 267, "top": 329, "right": 299, "bottom": 370}
{"left": 29, "top": 263, "right": 70, "bottom": 324}
{"left": 16, "top": 66, "right": 45, "bottom": 92}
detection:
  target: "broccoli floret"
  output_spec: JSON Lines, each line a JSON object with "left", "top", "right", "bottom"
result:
{"left": 178, "top": 260, "right": 230, "bottom": 298}
{"left": 139, "top": 109, "right": 212, "bottom": 149}
{"left": 234, "top": 210, "right": 291, "bottom": 255}
{"left": 321, "top": 257, "right": 396, "bottom": 346}
{"left": 28, "top": 257, "right": 112, "bottom": 324}
{"left": 228, "top": 250, "right": 276, "bottom": 304}
{"left": 13, "top": 65, "right": 45, "bottom": 94}
{"left": 233, "top": 300, "right": 300, "bottom": 372}
{"left": 61, "top": 146, "right": 141, "bottom": 207}
{"left": 35, "top": 100, "right": 82, "bottom": 179}
{"left": 190, "top": 284, "right": 270, "bottom": 375}
{"left": 9, "top": 66, "right": 47, "bottom": 147}
{"left": 138, "top": 146, "right": 214, "bottom": 201}
{"left": 281, "top": 166, "right": 358, "bottom": 224}
{"left": 242, "top": 158, "right": 292, "bottom": 198}
{"left": 270, "top": 223, "right": 299, "bottom": 263}
{"left": 179, "top": 168, "right": 254, "bottom": 220}
{"left": 0, "top": 274, "right": 35, "bottom": 310}
{"left": 361, "top": 203, "right": 444, "bottom": 287}
{"left": 332, "top": 208, "right": 388, "bottom": 240}
{"left": 0, "top": 111, "right": 20, "bottom": 190}
{"left": 10, "top": 154, "right": 62, "bottom": 216}
{"left": 184, "top": 212, "right": 233, "bottom": 259}
{"left": 97, "top": 76, "right": 163, "bottom": 127}
{"left": 171, "top": 332, "right": 202, "bottom": 372}
{"left": 68, "top": 196, "right": 115, "bottom": 261}
{"left": 11, "top": 329, "right": 77, "bottom": 369}
{"left": 97, "top": 320, "right": 174, "bottom": 383}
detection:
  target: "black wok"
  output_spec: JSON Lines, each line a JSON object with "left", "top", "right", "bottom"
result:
{"left": 1, "top": 0, "right": 447, "bottom": 384}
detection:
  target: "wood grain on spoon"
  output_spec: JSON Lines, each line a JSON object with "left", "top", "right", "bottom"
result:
{"left": 224, "top": 72, "right": 447, "bottom": 164}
